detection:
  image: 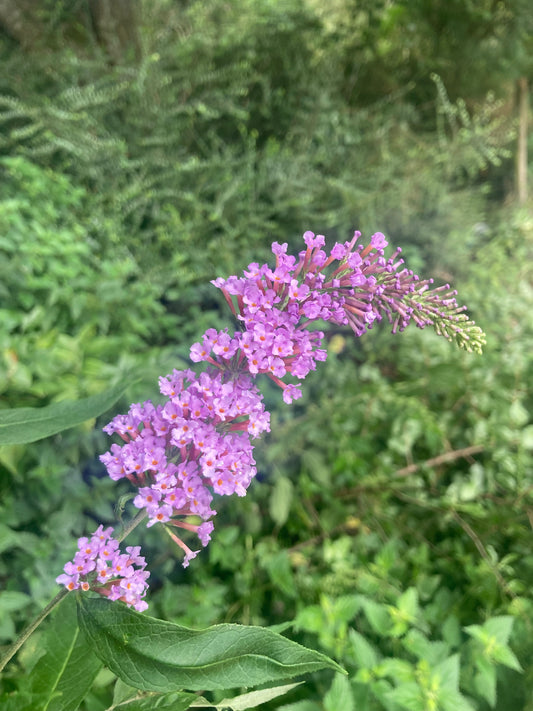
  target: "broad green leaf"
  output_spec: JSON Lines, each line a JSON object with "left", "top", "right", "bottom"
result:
{"left": 28, "top": 594, "right": 103, "bottom": 711}
{"left": 483, "top": 616, "right": 515, "bottom": 645}
{"left": 324, "top": 672, "right": 354, "bottom": 711}
{"left": 360, "top": 599, "right": 391, "bottom": 636}
{"left": 348, "top": 629, "right": 380, "bottom": 669}
{"left": 433, "top": 654, "right": 460, "bottom": 691}
{"left": 375, "top": 658, "right": 414, "bottom": 684}
{"left": 438, "top": 688, "right": 476, "bottom": 711}
{"left": 402, "top": 629, "right": 449, "bottom": 666}
{"left": 465, "top": 617, "right": 522, "bottom": 671}
{"left": 77, "top": 597, "right": 344, "bottom": 693}
{"left": 0, "top": 381, "right": 131, "bottom": 445}
{"left": 385, "top": 681, "right": 425, "bottom": 711}
{"left": 351, "top": 682, "right": 373, "bottom": 711}
{"left": 293, "top": 605, "right": 323, "bottom": 635}
{"left": 327, "top": 595, "right": 362, "bottom": 625}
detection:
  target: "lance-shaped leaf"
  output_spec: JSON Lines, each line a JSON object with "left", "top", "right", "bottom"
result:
{"left": 107, "top": 690, "right": 199, "bottom": 710}
{"left": 191, "top": 682, "right": 302, "bottom": 709}
{"left": 77, "top": 597, "right": 344, "bottom": 693}
{"left": 0, "top": 381, "right": 131, "bottom": 445}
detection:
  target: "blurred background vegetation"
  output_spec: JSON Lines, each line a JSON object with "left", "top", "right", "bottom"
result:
{"left": 0, "top": 1, "right": 532, "bottom": 709}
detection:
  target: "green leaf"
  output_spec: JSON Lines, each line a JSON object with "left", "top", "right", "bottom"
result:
{"left": 434, "top": 654, "right": 460, "bottom": 692}
{"left": 401, "top": 630, "right": 449, "bottom": 666}
{"left": 269, "top": 476, "right": 293, "bottom": 527}
{"left": 473, "top": 658, "right": 497, "bottom": 708}
{"left": 0, "top": 691, "right": 51, "bottom": 711}
{"left": 0, "top": 381, "right": 131, "bottom": 445}
{"left": 107, "top": 691, "right": 198, "bottom": 710}
{"left": 0, "top": 591, "right": 32, "bottom": 614}
{"left": 385, "top": 681, "right": 425, "bottom": 711}
{"left": 276, "top": 701, "right": 321, "bottom": 711}
{"left": 483, "top": 616, "right": 515, "bottom": 645}
{"left": 360, "top": 599, "right": 391, "bottom": 636}
{"left": 348, "top": 629, "right": 380, "bottom": 669}
{"left": 194, "top": 682, "right": 302, "bottom": 710}
{"left": 324, "top": 673, "right": 354, "bottom": 711}
{"left": 27, "top": 594, "right": 103, "bottom": 711}
{"left": 375, "top": 658, "right": 414, "bottom": 684}
{"left": 465, "top": 616, "right": 522, "bottom": 671}
{"left": 77, "top": 597, "right": 344, "bottom": 693}
{"left": 397, "top": 588, "right": 418, "bottom": 620}
{"left": 0, "top": 524, "right": 20, "bottom": 554}
{"left": 490, "top": 644, "right": 522, "bottom": 672}
{"left": 262, "top": 551, "right": 297, "bottom": 598}
{"left": 438, "top": 688, "right": 476, "bottom": 711}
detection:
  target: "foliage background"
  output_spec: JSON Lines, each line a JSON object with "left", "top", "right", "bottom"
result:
{"left": 0, "top": 1, "right": 532, "bottom": 709}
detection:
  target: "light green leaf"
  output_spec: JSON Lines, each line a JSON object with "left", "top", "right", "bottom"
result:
{"left": 434, "top": 654, "right": 460, "bottom": 691}
{"left": 490, "top": 644, "right": 522, "bottom": 672}
{"left": 361, "top": 599, "right": 391, "bottom": 636}
{"left": 107, "top": 691, "right": 198, "bottom": 710}
{"left": 473, "top": 658, "right": 497, "bottom": 708}
{"left": 438, "top": 688, "right": 476, "bottom": 711}
{"left": 375, "top": 658, "right": 415, "bottom": 684}
{"left": 348, "top": 629, "right": 380, "bottom": 669}
{"left": 324, "top": 672, "right": 354, "bottom": 711}
{"left": 269, "top": 476, "right": 294, "bottom": 527}
{"left": 521, "top": 425, "right": 533, "bottom": 450}
{"left": 276, "top": 701, "right": 321, "bottom": 711}
{"left": 192, "top": 682, "right": 302, "bottom": 710}
{"left": 483, "top": 616, "right": 515, "bottom": 645}
{"left": 0, "top": 591, "right": 32, "bottom": 614}
{"left": 465, "top": 616, "right": 522, "bottom": 671}
{"left": 385, "top": 682, "right": 425, "bottom": 711}
{"left": 77, "top": 597, "right": 344, "bottom": 693}
{"left": 0, "top": 381, "right": 131, "bottom": 445}
{"left": 509, "top": 400, "right": 529, "bottom": 427}
{"left": 402, "top": 629, "right": 449, "bottom": 666}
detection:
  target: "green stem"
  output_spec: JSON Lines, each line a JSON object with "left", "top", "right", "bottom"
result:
{"left": 0, "top": 510, "right": 147, "bottom": 673}
{"left": 116, "top": 509, "right": 147, "bottom": 544}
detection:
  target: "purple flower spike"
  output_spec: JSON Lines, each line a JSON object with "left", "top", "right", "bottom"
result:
{"left": 67, "top": 228, "right": 484, "bottom": 606}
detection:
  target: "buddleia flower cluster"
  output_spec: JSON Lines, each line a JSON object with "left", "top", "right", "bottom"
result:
{"left": 58, "top": 230, "right": 485, "bottom": 608}
{"left": 56, "top": 526, "right": 149, "bottom": 611}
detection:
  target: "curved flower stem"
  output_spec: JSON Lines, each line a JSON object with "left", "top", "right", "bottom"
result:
{"left": 0, "top": 510, "right": 148, "bottom": 673}
{"left": 116, "top": 509, "right": 147, "bottom": 544}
